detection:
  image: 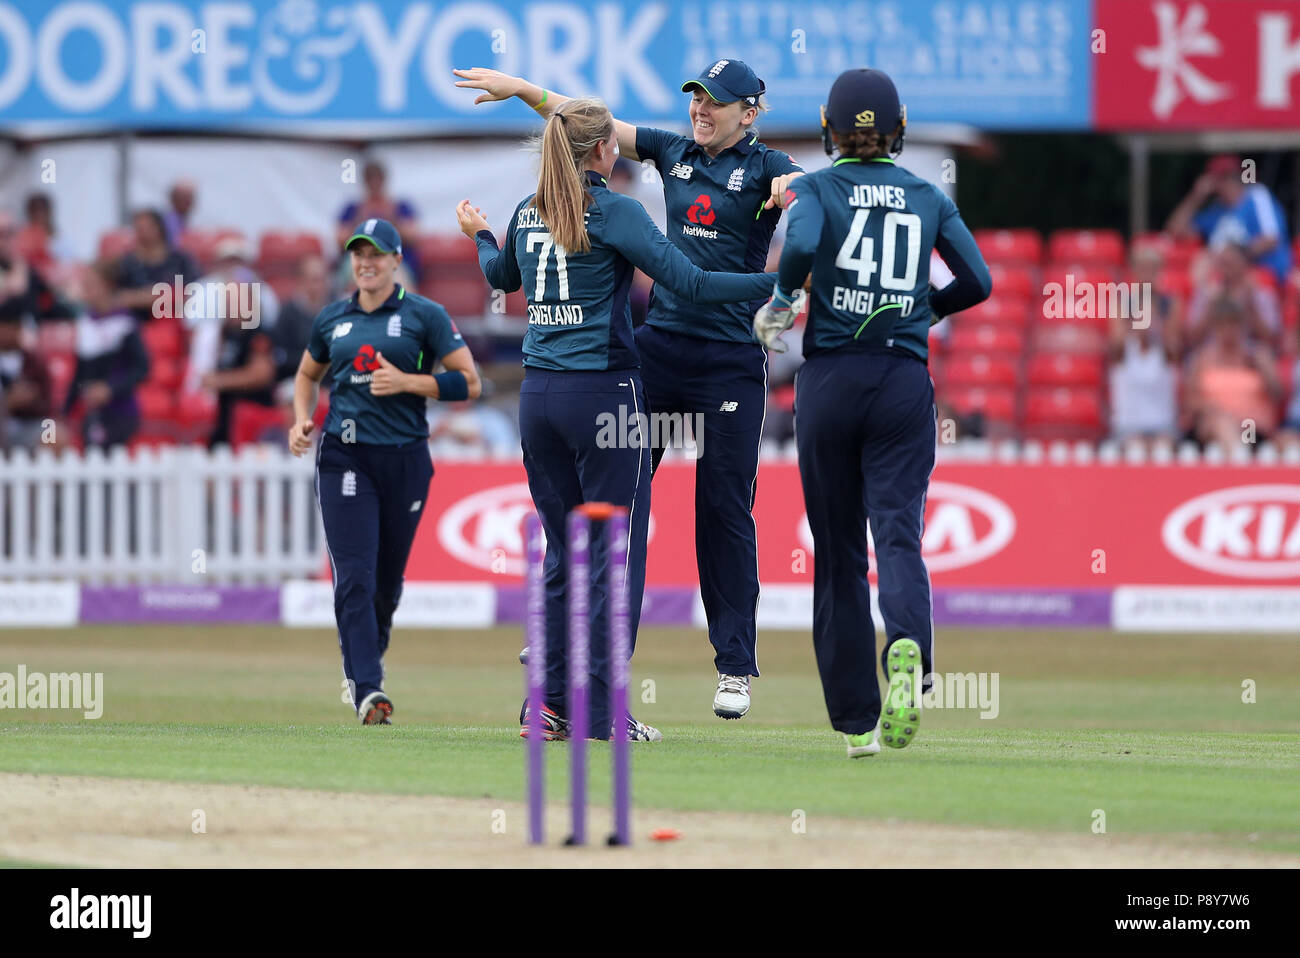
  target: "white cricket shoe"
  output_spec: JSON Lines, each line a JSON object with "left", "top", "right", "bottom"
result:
{"left": 844, "top": 725, "right": 881, "bottom": 758}
{"left": 713, "top": 673, "right": 751, "bottom": 719}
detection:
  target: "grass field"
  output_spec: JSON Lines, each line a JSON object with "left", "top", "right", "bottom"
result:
{"left": 1, "top": 625, "right": 1298, "bottom": 867}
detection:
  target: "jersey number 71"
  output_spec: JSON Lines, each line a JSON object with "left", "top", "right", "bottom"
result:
{"left": 835, "top": 209, "right": 921, "bottom": 291}
{"left": 526, "top": 231, "right": 570, "bottom": 301}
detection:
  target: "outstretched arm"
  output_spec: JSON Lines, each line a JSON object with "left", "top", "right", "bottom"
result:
{"left": 452, "top": 68, "right": 642, "bottom": 160}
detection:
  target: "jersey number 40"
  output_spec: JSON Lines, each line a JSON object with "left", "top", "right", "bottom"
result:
{"left": 526, "top": 231, "right": 570, "bottom": 301}
{"left": 835, "top": 209, "right": 921, "bottom": 291}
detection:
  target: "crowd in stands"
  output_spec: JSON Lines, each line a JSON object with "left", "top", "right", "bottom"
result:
{"left": 1, "top": 152, "right": 1296, "bottom": 459}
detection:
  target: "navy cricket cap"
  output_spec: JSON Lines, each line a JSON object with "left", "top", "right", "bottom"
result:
{"left": 346, "top": 217, "right": 402, "bottom": 255}
{"left": 824, "top": 68, "right": 903, "bottom": 134}
{"left": 681, "top": 58, "right": 765, "bottom": 106}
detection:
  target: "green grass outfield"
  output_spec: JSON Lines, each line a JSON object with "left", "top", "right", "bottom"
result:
{"left": 1, "top": 626, "right": 1298, "bottom": 855}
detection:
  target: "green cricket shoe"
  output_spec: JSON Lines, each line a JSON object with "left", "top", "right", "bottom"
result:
{"left": 880, "top": 638, "right": 922, "bottom": 749}
{"left": 845, "top": 726, "right": 881, "bottom": 758}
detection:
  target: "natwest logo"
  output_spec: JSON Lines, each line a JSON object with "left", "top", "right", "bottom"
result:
{"left": 797, "top": 481, "right": 1015, "bottom": 572}
{"left": 352, "top": 344, "right": 381, "bottom": 372}
{"left": 1162, "top": 485, "right": 1300, "bottom": 579}
{"left": 686, "top": 194, "right": 716, "bottom": 226}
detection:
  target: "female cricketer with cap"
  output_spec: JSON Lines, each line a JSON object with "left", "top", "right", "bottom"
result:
{"left": 289, "top": 218, "right": 482, "bottom": 725}
{"left": 753, "top": 69, "right": 991, "bottom": 757}
{"left": 455, "top": 98, "right": 776, "bottom": 743}
{"left": 454, "top": 59, "right": 802, "bottom": 721}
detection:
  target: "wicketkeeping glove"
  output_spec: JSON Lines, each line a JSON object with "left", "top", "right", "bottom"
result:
{"left": 752, "top": 284, "right": 805, "bottom": 353}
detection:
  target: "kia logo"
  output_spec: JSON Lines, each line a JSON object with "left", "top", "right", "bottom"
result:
{"left": 797, "top": 481, "right": 1015, "bottom": 572}
{"left": 1162, "top": 485, "right": 1300, "bottom": 579}
{"left": 437, "top": 483, "right": 654, "bottom": 576}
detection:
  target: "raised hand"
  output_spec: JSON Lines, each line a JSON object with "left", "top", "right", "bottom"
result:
{"left": 452, "top": 67, "right": 523, "bottom": 104}
{"left": 456, "top": 199, "right": 490, "bottom": 239}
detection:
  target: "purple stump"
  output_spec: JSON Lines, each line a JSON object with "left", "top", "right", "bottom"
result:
{"left": 607, "top": 509, "right": 631, "bottom": 846}
{"left": 565, "top": 509, "right": 590, "bottom": 846}
{"left": 524, "top": 514, "right": 546, "bottom": 845}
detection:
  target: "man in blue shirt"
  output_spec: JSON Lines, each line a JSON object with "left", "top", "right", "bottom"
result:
{"left": 1168, "top": 153, "right": 1291, "bottom": 285}
{"left": 455, "top": 60, "right": 802, "bottom": 721}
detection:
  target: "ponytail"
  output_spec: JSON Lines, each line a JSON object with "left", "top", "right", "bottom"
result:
{"left": 533, "top": 98, "right": 613, "bottom": 254}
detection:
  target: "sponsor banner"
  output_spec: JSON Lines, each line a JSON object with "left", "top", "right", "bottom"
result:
{"left": 0, "top": 0, "right": 1092, "bottom": 131}
{"left": 1095, "top": 0, "right": 1300, "bottom": 130}
{"left": 1112, "top": 586, "right": 1300, "bottom": 632}
{"left": 936, "top": 589, "right": 1112, "bottom": 627}
{"left": 409, "top": 461, "right": 1300, "bottom": 589}
{"left": 0, "top": 581, "right": 80, "bottom": 626}
{"left": 80, "top": 585, "right": 279, "bottom": 623}
{"left": 280, "top": 580, "right": 494, "bottom": 627}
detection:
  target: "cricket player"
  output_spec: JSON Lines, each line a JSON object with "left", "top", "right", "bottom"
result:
{"left": 455, "top": 98, "right": 775, "bottom": 742}
{"left": 289, "top": 218, "right": 482, "bottom": 725}
{"left": 754, "top": 69, "right": 991, "bottom": 757}
{"left": 455, "top": 60, "right": 801, "bottom": 720}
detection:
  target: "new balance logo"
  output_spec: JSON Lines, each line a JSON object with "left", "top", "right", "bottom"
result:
{"left": 669, "top": 163, "right": 692, "bottom": 180}
{"left": 410, "top": 500, "right": 422, "bottom": 512}
{"left": 342, "top": 471, "right": 357, "bottom": 497}
{"left": 726, "top": 168, "right": 744, "bottom": 191}
{"left": 387, "top": 315, "right": 402, "bottom": 337}
{"left": 332, "top": 322, "right": 352, "bottom": 339}
{"left": 719, "top": 401, "right": 739, "bottom": 412}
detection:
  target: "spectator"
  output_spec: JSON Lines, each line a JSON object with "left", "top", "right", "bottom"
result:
{"left": 184, "top": 236, "right": 280, "bottom": 394}
{"left": 1166, "top": 153, "right": 1291, "bottom": 286}
{"left": 0, "top": 346, "right": 55, "bottom": 451}
{"left": 1184, "top": 297, "right": 1282, "bottom": 449}
{"left": 272, "top": 254, "right": 333, "bottom": 380}
{"left": 1109, "top": 247, "right": 1180, "bottom": 446}
{"left": 1184, "top": 242, "right": 1280, "bottom": 354}
{"left": 163, "top": 179, "right": 198, "bottom": 246}
{"left": 336, "top": 160, "right": 421, "bottom": 280}
{"left": 0, "top": 210, "right": 64, "bottom": 351}
{"left": 64, "top": 261, "right": 150, "bottom": 450}
{"left": 115, "top": 209, "right": 198, "bottom": 323}
{"left": 1277, "top": 332, "right": 1300, "bottom": 454}
{"left": 22, "top": 192, "right": 76, "bottom": 287}
{"left": 201, "top": 307, "right": 283, "bottom": 449}
{"left": 426, "top": 379, "right": 518, "bottom": 458}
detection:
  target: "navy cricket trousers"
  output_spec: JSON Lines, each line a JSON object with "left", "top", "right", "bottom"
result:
{"left": 316, "top": 433, "right": 433, "bottom": 711}
{"left": 794, "top": 350, "right": 936, "bottom": 735}
{"left": 636, "top": 325, "right": 766, "bottom": 676}
{"left": 520, "top": 368, "right": 651, "bottom": 738}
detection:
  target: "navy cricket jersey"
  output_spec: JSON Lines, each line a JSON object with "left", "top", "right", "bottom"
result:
{"left": 635, "top": 128, "right": 801, "bottom": 343}
{"left": 475, "top": 171, "right": 776, "bottom": 371}
{"left": 307, "top": 284, "right": 465, "bottom": 444}
{"left": 779, "top": 157, "right": 991, "bottom": 362}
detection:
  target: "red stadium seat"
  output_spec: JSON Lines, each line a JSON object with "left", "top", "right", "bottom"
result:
{"left": 505, "top": 289, "right": 528, "bottom": 317}
{"left": 948, "top": 324, "right": 1026, "bottom": 356}
{"left": 140, "top": 318, "right": 186, "bottom": 360}
{"left": 1156, "top": 269, "right": 1192, "bottom": 302}
{"left": 231, "top": 401, "right": 290, "bottom": 448}
{"left": 45, "top": 351, "right": 76, "bottom": 412}
{"left": 179, "top": 228, "right": 246, "bottom": 273}
{"left": 942, "top": 386, "right": 1018, "bottom": 426}
{"left": 172, "top": 391, "right": 218, "bottom": 443}
{"left": 145, "top": 356, "right": 185, "bottom": 390}
{"left": 1021, "top": 388, "right": 1103, "bottom": 439}
{"left": 1048, "top": 229, "right": 1125, "bottom": 268}
{"left": 953, "top": 296, "right": 1032, "bottom": 329}
{"left": 424, "top": 276, "right": 488, "bottom": 317}
{"left": 258, "top": 231, "right": 324, "bottom": 271}
{"left": 1041, "top": 265, "right": 1119, "bottom": 290}
{"left": 137, "top": 385, "right": 175, "bottom": 421}
{"left": 940, "top": 354, "right": 1019, "bottom": 390}
{"left": 1026, "top": 353, "right": 1104, "bottom": 389}
{"left": 974, "top": 228, "right": 1043, "bottom": 266}
{"left": 97, "top": 228, "right": 134, "bottom": 262}
{"left": 1032, "top": 323, "right": 1107, "bottom": 355}
{"left": 985, "top": 263, "right": 1037, "bottom": 300}
{"left": 415, "top": 233, "right": 482, "bottom": 269}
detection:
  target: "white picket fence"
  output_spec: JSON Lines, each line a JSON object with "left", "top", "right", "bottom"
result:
{"left": 0, "top": 445, "right": 323, "bottom": 583}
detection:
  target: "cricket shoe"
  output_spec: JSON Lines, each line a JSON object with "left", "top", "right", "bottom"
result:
{"left": 844, "top": 725, "right": 881, "bottom": 758}
{"left": 519, "top": 702, "right": 571, "bottom": 741}
{"left": 713, "top": 673, "right": 751, "bottom": 719}
{"left": 619, "top": 714, "right": 663, "bottom": 742}
{"left": 880, "top": 638, "right": 922, "bottom": 749}
{"left": 358, "top": 691, "right": 394, "bottom": 725}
